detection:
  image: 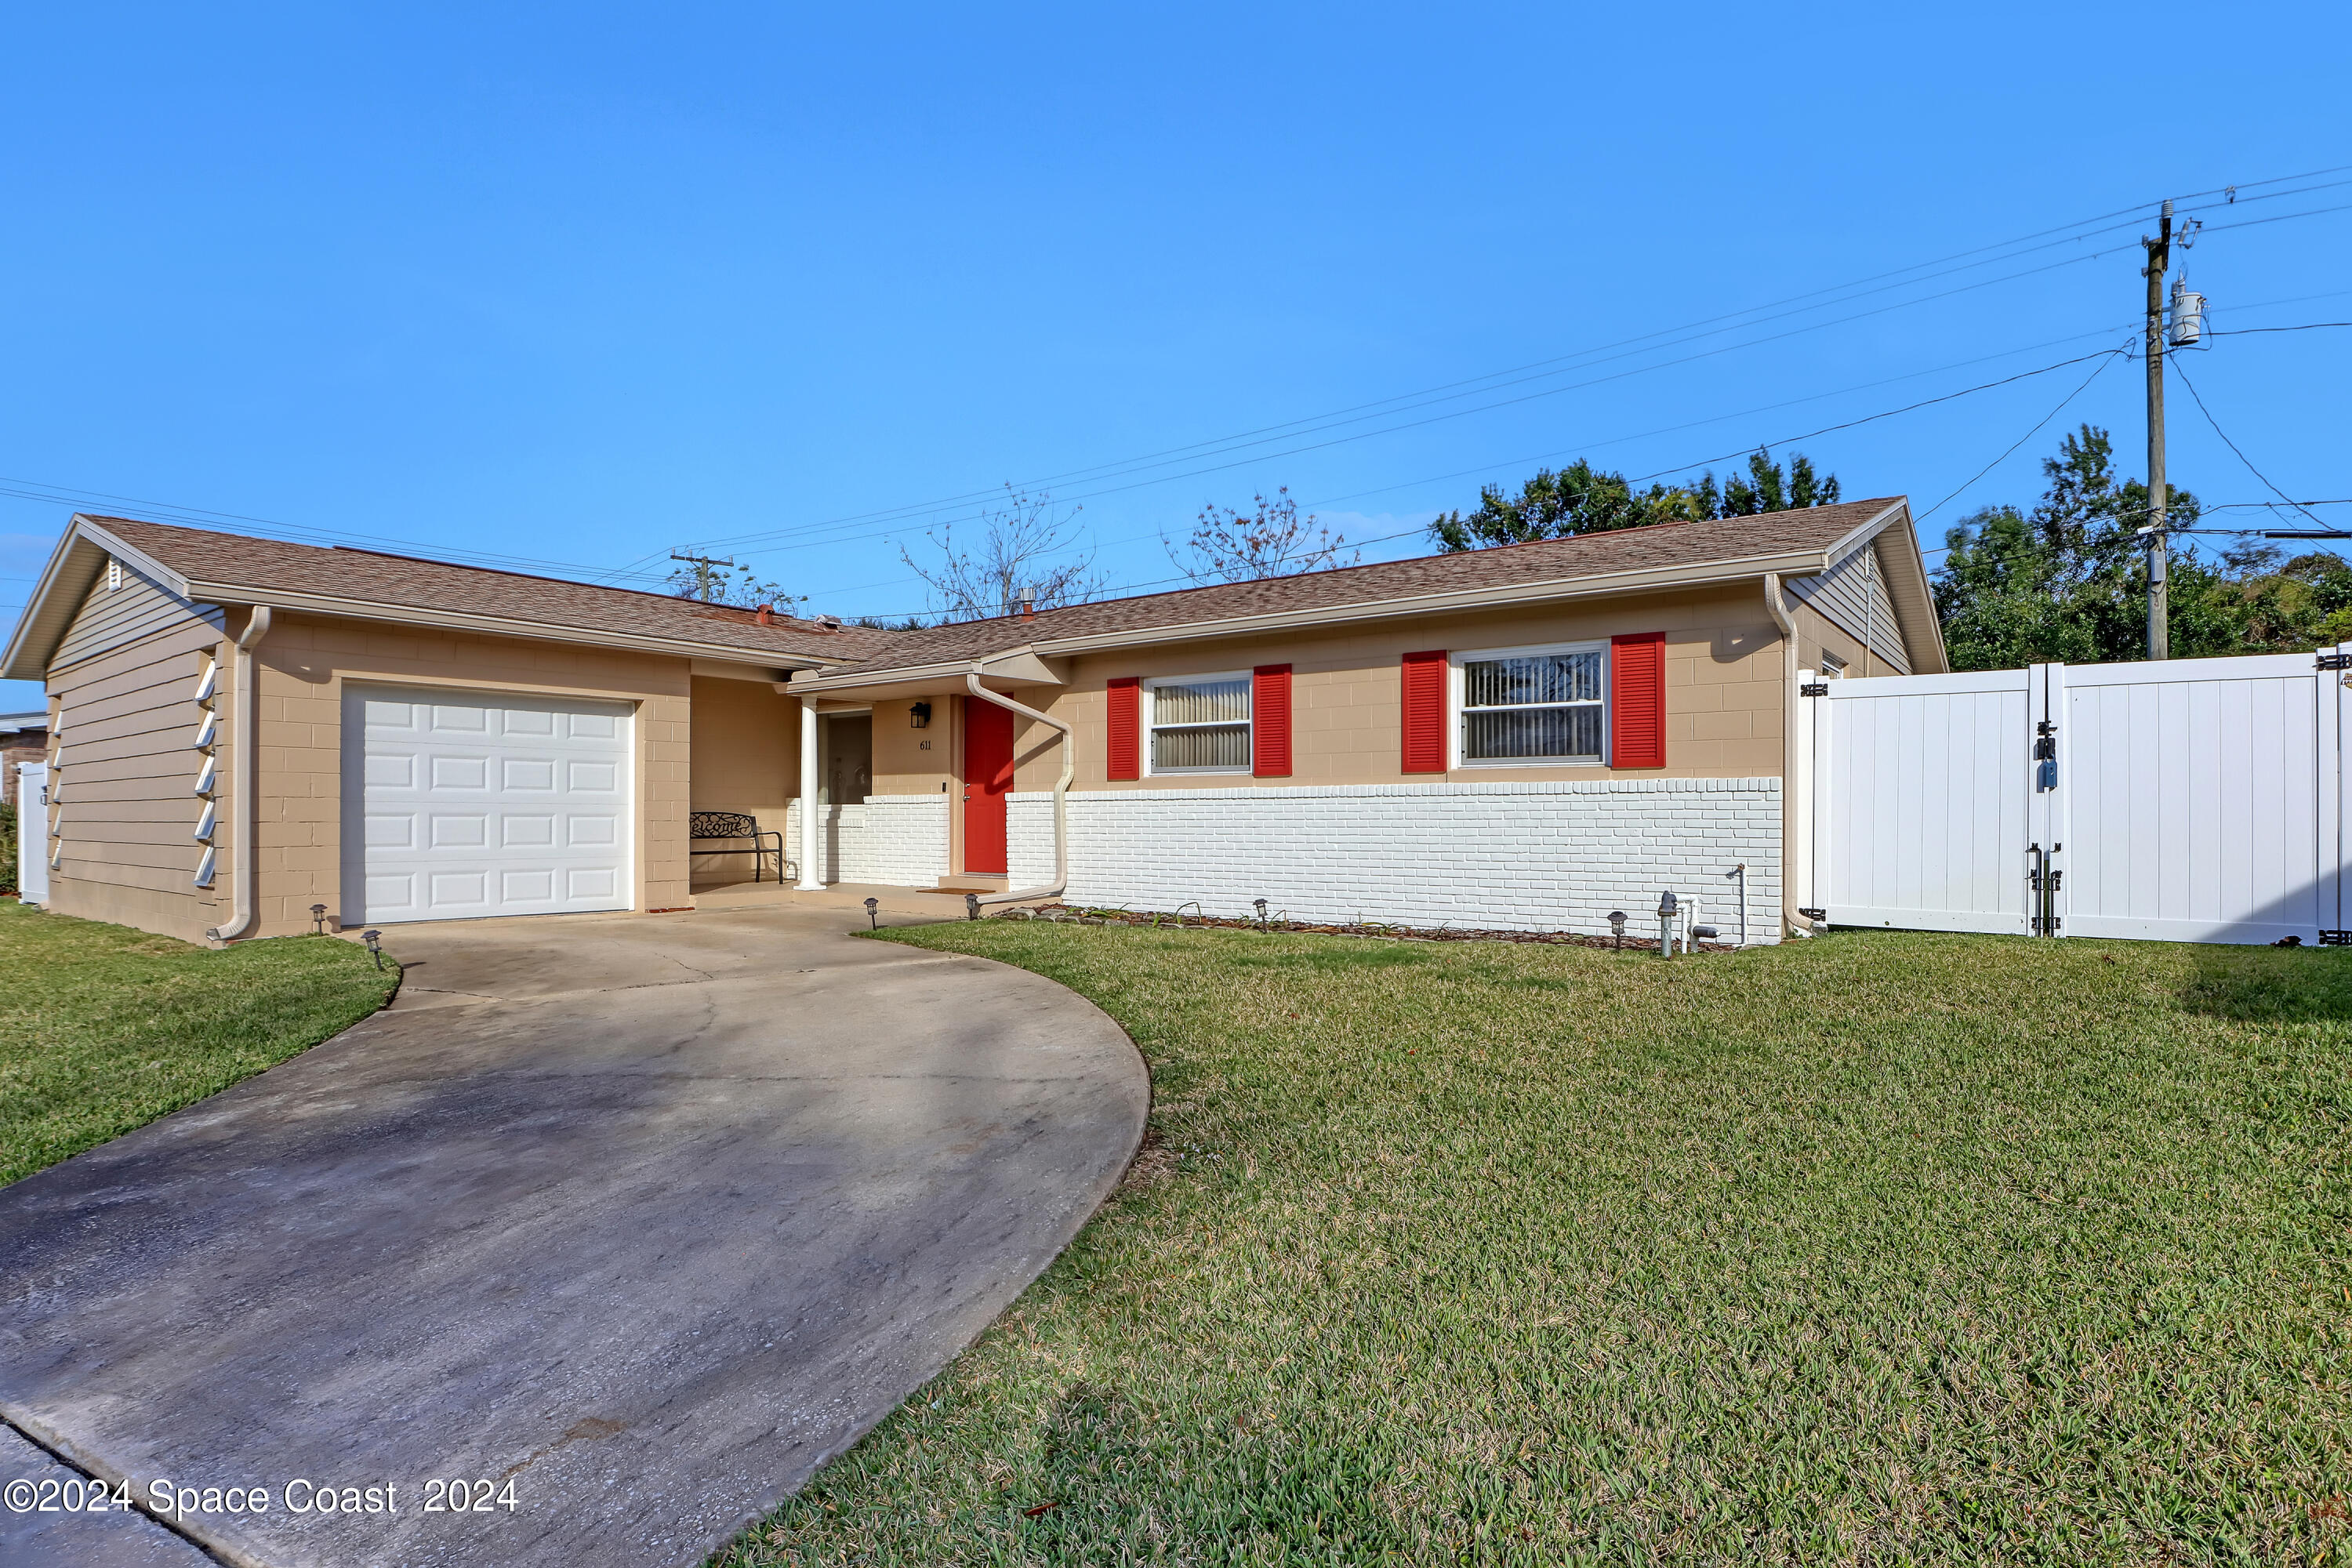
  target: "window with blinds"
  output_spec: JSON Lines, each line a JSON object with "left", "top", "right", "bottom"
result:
{"left": 1148, "top": 673, "right": 1252, "bottom": 772}
{"left": 1460, "top": 644, "right": 1606, "bottom": 763}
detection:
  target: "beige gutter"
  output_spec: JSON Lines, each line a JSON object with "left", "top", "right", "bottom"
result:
{"left": 962, "top": 669, "right": 1072, "bottom": 908}
{"left": 205, "top": 605, "right": 272, "bottom": 944}
{"left": 1762, "top": 574, "right": 1817, "bottom": 941}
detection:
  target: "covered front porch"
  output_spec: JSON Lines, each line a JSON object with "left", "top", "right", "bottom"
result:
{"left": 684, "top": 651, "right": 1061, "bottom": 906}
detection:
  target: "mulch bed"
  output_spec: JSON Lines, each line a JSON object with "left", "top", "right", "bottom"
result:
{"left": 991, "top": 902, "right": 1736, "bottom": 953}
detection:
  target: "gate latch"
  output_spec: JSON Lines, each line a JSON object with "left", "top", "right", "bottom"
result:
{"left": 2318, "top": 653, "right": 2352, "bottom": 671}
{"left": 1800, "top": 681, "right": 1830, "bottom": 697}
{"left": 2321, "top": 930, "right": 2352, "bottom": 946}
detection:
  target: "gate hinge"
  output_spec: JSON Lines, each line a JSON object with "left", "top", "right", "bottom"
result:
{"left": 2321, "top": 930, "right": 2352, "bottom": 946}
{"left": 2318, "top": 653, "right": 2352, "bottom": 671}
{"left": 1800, "top": 682, "right": 1830, "bottom": 697}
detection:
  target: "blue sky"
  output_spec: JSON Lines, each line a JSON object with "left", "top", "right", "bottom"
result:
{"left": 5, "top": 2, "right": 2348, "bottom": 711}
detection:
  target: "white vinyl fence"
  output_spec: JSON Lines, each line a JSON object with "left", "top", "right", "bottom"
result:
{"left": 15, "top": 761, "right": 48, "bottom": 905}
{"left": 1802, "top": 649, "right": 2351, "bottom": 945}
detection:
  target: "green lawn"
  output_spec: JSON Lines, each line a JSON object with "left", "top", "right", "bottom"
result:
{"left": 724, "top": 924, "right": 2352, "bottom": 1566}
{"left": 0, "top": 898, "right": 398, "bottom": 1185}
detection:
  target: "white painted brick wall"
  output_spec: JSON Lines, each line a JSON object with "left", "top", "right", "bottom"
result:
{"left": 1007, "top": 778, "right": 1783, "bottom": 943}
{"left": 782, "top": 795, "right": 949, "bottom": 887}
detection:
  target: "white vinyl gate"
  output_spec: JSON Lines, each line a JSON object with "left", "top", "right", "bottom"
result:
{"left": 1804, "top": 649, "right": 2352, "bottom": 945}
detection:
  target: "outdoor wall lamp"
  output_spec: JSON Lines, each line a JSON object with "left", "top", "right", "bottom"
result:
{"left": 909, "top": 702, "right": 931, "bottom": 729}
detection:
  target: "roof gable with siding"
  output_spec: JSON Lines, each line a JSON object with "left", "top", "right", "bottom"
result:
{"left": 52, "top": 556, "right": 225, "bottom": 673}
{"left": 1786, "top": 539, "right": 1910, "bottom": 673}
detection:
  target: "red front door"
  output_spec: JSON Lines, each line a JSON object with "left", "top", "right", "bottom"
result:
{"left": 963, "top": 699, "right": 1013, "bottom": 874}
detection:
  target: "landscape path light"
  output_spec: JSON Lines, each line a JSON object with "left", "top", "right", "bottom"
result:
{"left": 864, "top": 896, "right": 880, "bottom": 930}
{"left": 1608, "top": 910, "right": 1627, "bottom": 949}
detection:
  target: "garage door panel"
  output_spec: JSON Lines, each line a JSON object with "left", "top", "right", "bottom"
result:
{"left": 567, "top": 759, "right": 619, "bottom": 792}
{"left": 344, "top": 687, "right": 633, "bottom": 925}
{"left": 567, "top": 867, "right": 619, "bottom": 899}
{"left": 430, "top": 814, "right": 488, "bottom": 848}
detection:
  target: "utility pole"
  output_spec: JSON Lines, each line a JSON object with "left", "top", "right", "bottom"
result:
{"left": 669, "top": 552, "right": 735, "bottom": 601}
{"left": 2142, "top": 201, "right": 2172, "bottom": 660}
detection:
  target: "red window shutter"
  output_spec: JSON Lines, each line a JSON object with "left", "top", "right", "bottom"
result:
{"left": 1106, "top": 677, "right": 1142, "bottom": 780}
{"left": 1610, "top": 632, "right": 1667, "bottom": 769}
{"left": 1400, "top": 650, "right": 1448, "bottom": 774}
{"left": 1252, "top": 665, "right": 1292, "bottom": 777}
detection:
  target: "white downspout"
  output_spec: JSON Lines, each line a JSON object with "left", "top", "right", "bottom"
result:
{"left": 1762, "top": 574, "right": 1817, "bottom": 940}
{"left": 205, "top": 604, "right": 272, "bottom": 943}
{"left": 964, "top": 669, "right": 1070, "bottom": 907}
{"left": 795, "top": 697, "right": 823, "bottom": 889}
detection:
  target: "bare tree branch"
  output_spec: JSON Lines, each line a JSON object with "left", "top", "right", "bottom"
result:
{"left": 899, "top": 485, "right": 1104, "bottom": 619}
{"left": 1165, "top": 488, "right": 1359, "bottom": 584}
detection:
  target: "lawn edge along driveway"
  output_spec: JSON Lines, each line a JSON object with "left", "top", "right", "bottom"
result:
{"left": 0, "top": 898, "right": 398, "bottom": 1188}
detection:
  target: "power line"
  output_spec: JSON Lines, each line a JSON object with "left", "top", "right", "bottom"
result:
{"left": 2169, "top": 358, "right": 2332, "bottom": 530}
{"left": 829, "top": 346, "right": 2150, "bottom": 621}
{"left": 1915, "top": 350, "right": 2128, "bottom": 524}
{"left": 671, "top": 176, "right": 2352, "bottom": 564}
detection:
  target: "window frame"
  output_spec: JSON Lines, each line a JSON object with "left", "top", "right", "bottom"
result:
{"left": 1142, "top": 670, "right": 1254, "bottom": 776}
{"left": 1450, "top": 640, "right": 1610, "bottom": 769}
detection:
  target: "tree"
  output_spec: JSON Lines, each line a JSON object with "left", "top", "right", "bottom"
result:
{"left": 1166, "top": 488, "right": 1359, "bottom": 583}
{"left": 1430, "top": 449, "right": 1842, "bottom": 552}
{"left": 899, "top": 485, "right": 1104, "bottom": 621}
{"left": 1933, "top": 423, "right": 2223, "bottom": 670}
{"left": 1430, "top": 459, "right": 1697, "bottom": 551}
{"left": 663, "top": 557, "right": 804, "bottom": 613}
{"left": 1693, "top": 449, "right": 1841, "bottom": 517}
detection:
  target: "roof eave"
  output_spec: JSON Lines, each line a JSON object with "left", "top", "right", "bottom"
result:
{"left": 1025, "top": 547, "right": 1837, "bottom": 660}
{"left": 175, "top": 579, "right": 858, "bottom": 672}
{"left": 797, "top": 547, "right": 1840, "bottom": 684}
{"left": 0, "top": 519, "right": 127, "bottom": 681}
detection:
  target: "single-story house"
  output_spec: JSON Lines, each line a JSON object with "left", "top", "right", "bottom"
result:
{"left": 2, "top": 710, "right": 49, "bottom": 809}
{"left": 0, "top": 499, "right": 1944, "bottom": 946}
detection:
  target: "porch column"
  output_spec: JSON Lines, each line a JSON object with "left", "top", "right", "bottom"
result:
{"left": 795, "top": 697, "right": 824, "bottom": 889}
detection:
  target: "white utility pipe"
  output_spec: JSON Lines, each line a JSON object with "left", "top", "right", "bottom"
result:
{"left": 964, "top": 669, "right": 1071, "bottom": 907}
{"left": 795, "top": 697, "right": 823, "bottom": 889}
{"left": 1762, "top": 573, "right": 1815, "bottom": 940}
{"left": 205, "top": 604, "right": 272, "bottom": 943}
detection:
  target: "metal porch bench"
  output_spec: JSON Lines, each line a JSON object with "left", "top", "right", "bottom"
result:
{"left": 689, "top": 811, "right": 789, "bottom": 884}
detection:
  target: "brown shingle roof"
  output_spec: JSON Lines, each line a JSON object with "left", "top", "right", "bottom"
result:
{"left": 85, "top": 517, "right": 895, "bottom": 665}
{"left": 844, "top": 497, "right": 1907, "bottom": 672}
{"left": 56, "top": 498, "right": 1904, "bottom": 679}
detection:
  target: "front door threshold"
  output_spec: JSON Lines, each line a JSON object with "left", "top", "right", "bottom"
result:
{"left": 935, "top": 874, "right": 1008, "bottom": 894}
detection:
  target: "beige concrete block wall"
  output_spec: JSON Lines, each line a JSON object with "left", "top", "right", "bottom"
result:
{"left": 250, "top": 614, "right": 694, "bottom": 937}
{"left": 1797, "top": 603, "right": 1891, "bottom": 680}
{"left": 687, "top": 676, "right": 798, "bottom": 880}
{"left": 1007, "top": 583, "right": 1788, "bottom": 792}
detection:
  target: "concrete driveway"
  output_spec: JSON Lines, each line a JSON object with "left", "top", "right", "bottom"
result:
{"left": 0, "top": 906, "right": 1147, "bottom": 1568}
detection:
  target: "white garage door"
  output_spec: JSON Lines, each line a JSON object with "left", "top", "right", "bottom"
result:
{"left": 343, "top": 687, "right": 633, "bottom": 924}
